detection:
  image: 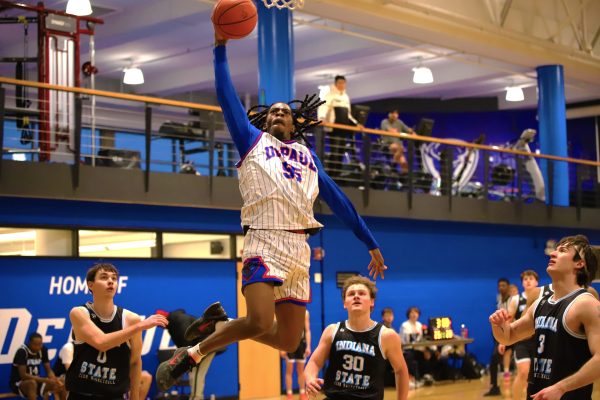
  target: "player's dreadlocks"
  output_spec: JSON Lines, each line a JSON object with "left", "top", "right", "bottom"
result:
{"left": 247, "top": 93, "right": 325, "bottom": 146}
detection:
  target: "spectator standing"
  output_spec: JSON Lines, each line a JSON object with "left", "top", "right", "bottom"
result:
{"left": 380, "top": 110, "right": 413, "bottom": 172}
{"left": 318, "top": 75, "right": 361, "bottom": 179}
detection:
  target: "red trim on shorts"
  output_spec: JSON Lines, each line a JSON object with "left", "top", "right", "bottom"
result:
{"left": 274, "top": 282, "right": 312, "bottom": 305}
{"left": 276, "top": 297, "right": 311, "bottom": 306}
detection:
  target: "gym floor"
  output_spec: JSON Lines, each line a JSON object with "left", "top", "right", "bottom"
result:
{"left": 276, "top": 379, "right": 600, "bottom": 399}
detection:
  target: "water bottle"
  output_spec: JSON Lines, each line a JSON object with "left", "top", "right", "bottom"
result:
{"left": 460, "top": 324, "right": 468, "bottom": 338}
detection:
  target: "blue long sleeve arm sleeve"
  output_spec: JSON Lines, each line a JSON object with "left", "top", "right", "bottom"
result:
{"left": 214, "top": 45, "right": 261, "bottom": 157}
{"left": 311, "top": 150, "right": 379, "bottom": 250}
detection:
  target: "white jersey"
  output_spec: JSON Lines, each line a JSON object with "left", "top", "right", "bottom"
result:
{"left": 237, "top": 132, "right": 323, "bottom": 230}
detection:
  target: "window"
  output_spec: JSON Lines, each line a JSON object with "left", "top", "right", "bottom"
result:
{"left": 78, "top": 230, "right": 156, "bottom": 258}
{"left": 163, "top": 233, "right": 230, "bottom": 259}
{"left": 0, "top": 228, "right": 73, "bottom": 256}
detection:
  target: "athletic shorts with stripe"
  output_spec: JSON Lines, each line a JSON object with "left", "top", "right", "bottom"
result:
{"left": 11, "top": 380, "right": 46, "bottom": 398}
{"left": 242, "top": 229, "right": 311, "bottom": 305}
{"left": 513, "top": 338, "right": 535, "bottom": 364}
{"left": 286, "top": 338, "right": 307, "bottom": 362}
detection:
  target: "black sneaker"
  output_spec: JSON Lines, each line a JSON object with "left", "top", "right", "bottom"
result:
{"left": 483, "top": 386, "right": 501, "bottom": 396}
{"left": 155, "top": 347, "right": 195, "bottom": 391}
{"left": 184, "top": 301, "right": 228, "bottom": 342}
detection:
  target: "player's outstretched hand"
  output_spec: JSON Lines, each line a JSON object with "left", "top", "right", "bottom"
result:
{"left": 305, "top": 376, "right": 324, "bottom": 397}
{"left": 139, "top": 314, "right": 168, "bottom": 330}
{"left": 488, "top": 309, "right": 511, "bottom": 327}
{"left": 530, "top": 383, "right": 566, "bottom": 400}
{"left": 214, "top": 31, "right": 228, "bottom": 46}
{"left": 368, "top": 248, "right": 388, "bottom": 280}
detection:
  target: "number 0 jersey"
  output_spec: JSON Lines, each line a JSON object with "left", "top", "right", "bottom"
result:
{"left": 66, "top": 302, "right": 131, "bottom": 397}
{"left": 528, "top": 288, "right": 594, "bottom": 399}
{"left": 323, "top": 321, "right": 386, "bottom": 400}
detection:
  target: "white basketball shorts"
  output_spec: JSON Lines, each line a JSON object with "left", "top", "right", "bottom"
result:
{"left": 242, "top": 229, "right": 311, "bottom": 305}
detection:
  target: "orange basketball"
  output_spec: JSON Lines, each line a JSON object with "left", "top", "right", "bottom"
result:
{"left": 211, "top": 0, "right": 258, "bottom": 40}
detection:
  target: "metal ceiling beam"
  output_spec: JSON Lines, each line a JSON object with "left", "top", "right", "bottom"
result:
{"left": 560, "top": 0, "right": 585, "bottom": 51}
{"left": 302, "top": 0, "right": 600, "bottom": 86}
{"left": 500, "top": 0, "right": 513, "bottom": 27}
{"left": 547, "top": 0, "right": 591, "bottom": 43}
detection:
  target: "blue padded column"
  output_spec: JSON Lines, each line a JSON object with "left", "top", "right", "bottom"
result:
{"left": 537, "top": 65, "right": 569, "bottom": 206}
{"left": 257, "top": 2, "right": 294, "bottom": 105}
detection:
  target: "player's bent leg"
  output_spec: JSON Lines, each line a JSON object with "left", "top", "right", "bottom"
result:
{"left": 285, "top": 360, "right": 294, "bottom": 398}
{"left": 512, "top": 360, "right": 530, "bottom": 400}
{"left": 296, "top": 361, "right": 308, "bottom": 400}
{"left": 18, "top": 380, "right": 37, "bottom": 400}
{"left": 198, "top": 282, "right": 276, "bottom": 354}
{"left": 251, "top": 302, "right": 306, "bottom": 352}
{"left": 156, "top": 282, "right": 276, "bottom": 391}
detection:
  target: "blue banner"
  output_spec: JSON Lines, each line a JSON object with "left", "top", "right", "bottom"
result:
{"left": 0, "top": 258, "right": 238, "bottom": 398}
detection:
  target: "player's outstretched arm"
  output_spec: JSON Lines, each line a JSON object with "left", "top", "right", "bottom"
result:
{"left": 70, "top": 307, "right": 167, "bottom": 352}
{"left": 310, "top": 150, "right": 388, "bottom": 279}
{"left": 304, "top": 324, "right": 335, "bottom": 397}
{"left": 382, "top": 328, "right": 409, "bottom": 400}
{"left": 490, "top": 303, "right": 535, "bottom": 345}
{"left": 213, "top": 32, "right": 261, "bottom": 157}
{"left": 531, "top": 297, "right": 600, "bottom": 400}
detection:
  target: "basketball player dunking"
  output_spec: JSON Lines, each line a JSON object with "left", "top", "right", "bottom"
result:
{"left": 67, "top": 263, "right": 168, "bottom": 400}
{"left": 156, "top": 31, "right": 388, "bottom": 390}
{"left": 304, "top": 276, "right": 409, "bottom": 400}
{"left": 489, "top": 235, "right": 600, "bottom": 400}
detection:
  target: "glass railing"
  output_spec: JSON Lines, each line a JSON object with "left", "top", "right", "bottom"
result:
{"left": 1, "top": 76, "right": 598, "bottom": 210}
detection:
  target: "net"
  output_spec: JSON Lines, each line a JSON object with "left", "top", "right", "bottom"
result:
{"left": 261, "top": 0, "right": 304, "bottom": 10}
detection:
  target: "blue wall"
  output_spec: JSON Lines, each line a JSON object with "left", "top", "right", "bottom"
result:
{"left": 316, "top": 215, "right": 600, "bottom": 365}
{"left": 0, "top": 257, "right": 238, "bottom": 398}
{"left": 0, "top": 196, "right": 599, "bottom": 394}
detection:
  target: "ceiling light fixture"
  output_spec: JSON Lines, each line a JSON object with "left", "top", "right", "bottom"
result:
{"left": 123, "top": 66, "right": 144, "bottom": 85}
{"left": 412, "top": 66, "right": 433, "bottom": 84}
{"left": 66, "top": 0, "right": 93, "bottom": 16}
{"left": 505, "top": 86, "right": 524, "bottom": 102}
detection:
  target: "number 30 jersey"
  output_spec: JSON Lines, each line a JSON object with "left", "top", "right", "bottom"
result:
{"left": 323, "top": 321, "right": 386, "bottom": 400}
{"left": 528, "top": 288, "right": 593, "bottom": 399}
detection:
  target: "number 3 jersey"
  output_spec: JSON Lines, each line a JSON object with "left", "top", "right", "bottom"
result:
{"left": 528, "top": 288, "right": 593, "bottom": 399}
{"left": 323, "top": 321, "right": 386, "bottom": 400}
{"left": 66, "top": 302, "right": 131, "bottom": 396}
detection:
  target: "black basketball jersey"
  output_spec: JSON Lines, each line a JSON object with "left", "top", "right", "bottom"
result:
{"left": 53, "top": 352, "right": 67, "bottom": 377}
{"left": 9, "top": 345, "right": 49, "bottom": 387}
{"left": 53, "top": 342, "right": 73, "bottom": 377}
{"left": 323, "top": 321, "right": 386, "bottom": 400}
{"left": 66, "top": 302, "right": 131, "bottom": 397}
{"left": 538, "top": 284, "right": 554, "bottom": 299}
{"left": 515, "top": 292, "right": 528, "bottom": 320}
{"left": 528, "top": 288, "right": 593, "bottom": 399}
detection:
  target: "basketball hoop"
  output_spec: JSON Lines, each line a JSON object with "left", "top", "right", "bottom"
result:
{"left": 261, "top": 0, "right": 304, "bottom": 10}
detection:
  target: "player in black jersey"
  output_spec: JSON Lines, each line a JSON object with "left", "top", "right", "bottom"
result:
{"left": 511, "top": 269, "right": 539, "bottom": 400}
{"left": 281, "top": 310, "right": 311, "bottom": 400}
{"left": 304, "top": 276, "right": 408, "bottom": 400}
{"left": 68, "top": 263, "right": 168, "bottom": 400}
{"left": 489, "top": 235, "right": 600, "bottom": 400}
{"left": 9, "top": 332, "right": 65, "bottom": 400}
